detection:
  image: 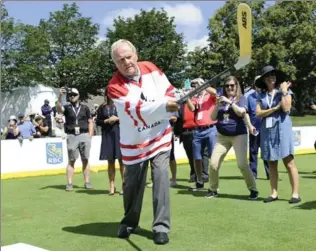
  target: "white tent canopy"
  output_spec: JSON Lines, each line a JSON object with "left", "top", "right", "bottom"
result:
{"left": 1, "top": 84, "right": 62, "bottom": 129}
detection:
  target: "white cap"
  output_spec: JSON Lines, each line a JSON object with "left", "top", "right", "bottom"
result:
{"left": 70, "top": 88, "right": 79, "bottom": 95}
{"left": 8, "top": 115, "right": 17, "bottom": 121}
{"left": 191, "top": 78, "right": 205, "bottom": 86}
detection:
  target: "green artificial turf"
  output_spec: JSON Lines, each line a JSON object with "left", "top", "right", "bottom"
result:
{"left": 2, "top": 154, "right": 316, "bottom": 251}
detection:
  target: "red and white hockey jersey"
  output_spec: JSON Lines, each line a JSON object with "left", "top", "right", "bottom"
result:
{"left": 107, "top": 61, "right": 176, "bottom": 165}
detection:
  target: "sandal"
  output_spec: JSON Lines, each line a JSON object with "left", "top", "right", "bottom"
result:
{"left": 263, "top": 196, "right": 278, "bottom": 203}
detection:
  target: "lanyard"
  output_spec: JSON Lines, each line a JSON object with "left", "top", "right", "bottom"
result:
{"left": 197, "top": 91, "right": 206, "bottom": 110}
{"left": 225, "top": 97, "right": 235, "bottom": 111}
{"left": 266, "top": 90, "right": 276, "bottom": 108}
{"left": 72, "top": 105, "right": 81, "bottom": 125}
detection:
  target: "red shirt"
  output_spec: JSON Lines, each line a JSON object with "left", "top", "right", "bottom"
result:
{"left": 192, "top": 92, "right": 217, "bottom": 127}
{"left": 183, "top": 104, "right": 196, "bottom": 129}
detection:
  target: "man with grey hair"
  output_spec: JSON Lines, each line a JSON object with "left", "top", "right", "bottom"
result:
{"left": 107, "top": 39, "right": 178, "bottom": 245}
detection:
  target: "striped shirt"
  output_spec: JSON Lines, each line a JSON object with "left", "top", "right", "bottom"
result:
{"left": 107, "top": 61, "right": 175, "bottom": 165}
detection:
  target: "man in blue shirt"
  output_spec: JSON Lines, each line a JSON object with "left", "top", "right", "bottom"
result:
{"left": 17, "top": 113, "right": 36, "bottom": 140}
{"left": 247, "top": 76, "right": 269, "bottom": 180}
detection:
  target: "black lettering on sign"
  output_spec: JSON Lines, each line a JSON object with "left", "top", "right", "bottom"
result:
{"left": 242, "top": 11, "right": 247, "bottom": 29}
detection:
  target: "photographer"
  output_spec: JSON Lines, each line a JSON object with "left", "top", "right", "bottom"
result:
{"left": 57, "top": 87, "right": 94, "bottom": 191}
{"left": 2, "top": 115, "right": 20, "bottom": 140}
{"left": 34, "top": 115, "right": 50, "bottom": 138}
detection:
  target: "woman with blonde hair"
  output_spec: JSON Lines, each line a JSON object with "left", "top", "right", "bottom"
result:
{"left": 255, "top": 65, "right": 300, "bottom": 204}
{"left": 206, "top": 76, "right": 258, "bottom": 199}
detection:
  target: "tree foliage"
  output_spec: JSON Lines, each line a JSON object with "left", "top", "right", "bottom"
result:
{"left": 0, "top": 5, "right": 29, "bottom": 91}
{"left": 1, "top": 1, "right": 315, "bottom": 110}
{"left": 14, "top": 3, "right": 106, "bottom": 99}
{"left": 186, "top": 0, "right": 316, "bottom": 112}
{"left": 105, "top": 9, "right": 187, "bottom": 88}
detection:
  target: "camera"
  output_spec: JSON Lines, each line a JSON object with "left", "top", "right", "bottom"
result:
{"left": 64, "top": 87, "right": 72, "bottom": 102}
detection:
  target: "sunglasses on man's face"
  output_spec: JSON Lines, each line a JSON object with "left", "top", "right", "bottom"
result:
{"left": 225, "top": 84, "right": 235, "bottom": 88}
{"left": 68, "top": 93, "right": 78, "bottom": 97}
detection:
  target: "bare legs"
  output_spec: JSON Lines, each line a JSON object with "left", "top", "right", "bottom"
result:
{"left": 266, "top": 155, "right": 300, "bottom": 201}
{"left": 108, "top": 159, "right": 125, "bottom": 195}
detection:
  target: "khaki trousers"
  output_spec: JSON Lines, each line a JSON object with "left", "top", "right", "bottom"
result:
{"left": 209, "top": 133, "right": 257, "bottom": 192}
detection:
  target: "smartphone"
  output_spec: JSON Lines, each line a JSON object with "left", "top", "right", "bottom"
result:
{"left": 253, "top": 129, "right": 259, "bottom": 136}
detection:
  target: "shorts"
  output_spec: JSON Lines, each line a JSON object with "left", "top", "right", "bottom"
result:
{"left": 170, "top": 136, "right": 175, "bottom": 162}
{"left": 193, "top": 126, "right": 217, "bottom": 160}
{"left": 67, "top": 133, "right": 91, "bottom": 161}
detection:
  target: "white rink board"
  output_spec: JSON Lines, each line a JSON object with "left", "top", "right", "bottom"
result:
{"left": 1, "top": 126, "right": 315, "bottom": 179}
{"left": 2, "top": 243, "right": 49, "bottom": 251}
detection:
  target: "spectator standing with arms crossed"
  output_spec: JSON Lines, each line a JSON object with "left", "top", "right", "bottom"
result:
{"left": 255, "top": 65, "right": 300, "bottom": 204}
{"left": 41, "top": 99, "right": 53, "bottom": 137}
{"left": 107, "top": 39, "right": 178, "bottom": 245}
{"left": 57, "top": 88, "right": 94, "bottom": 191}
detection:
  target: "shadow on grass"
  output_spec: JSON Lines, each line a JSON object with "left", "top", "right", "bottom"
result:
{"left": 280, "top": 170, "right": 315, "bottom": 175}
{"left": 76, "top": 189, "right": 109, "bottom": 195}
{"left": 219, "top": 176, "right": 243, "bottom": 180}
{"left": 62, "top": 222, "right": 152, "bottom": 251}
{"left": 172, "top": 184, "right": 190, "bottom": 190}
{"left": 301, "top": 175, "right": 316, "bottom": 179}
{"left": 40, "top": 185, "right": 79, "bottom": 190}
{"left": 293, "top": 201, "right": 316, "bottom": 210}
{"left": 177, "top": 190, "right": 291, "bottom": 202}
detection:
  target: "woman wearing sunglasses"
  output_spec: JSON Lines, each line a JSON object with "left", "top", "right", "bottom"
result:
{"left": 255, "top": 65, "right": 300, "bottom": 204}
{"left": 206, "top": 76, "right": 258, "bottom": 199}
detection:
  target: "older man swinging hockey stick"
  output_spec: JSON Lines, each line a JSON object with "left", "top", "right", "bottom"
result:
{"left": 177, "top": 3, "right": 252, "bottom": 104}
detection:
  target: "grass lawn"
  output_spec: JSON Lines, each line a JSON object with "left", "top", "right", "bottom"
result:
{"left": 2, "top": 154, "right": 316, "bottom": 251}
{"left": 291, "top": 115, "right": 316, "bottom": 127}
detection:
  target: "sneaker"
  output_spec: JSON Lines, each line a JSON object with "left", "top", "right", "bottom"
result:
{"left": 249, "top": 190, "right": 259, "bottom": 200}
{"left": 205, "top": 189, "right": 218, "bottom": 198}
{"left": 189, "top": 182, "right": 204, "bottom": 191}
{"left": 66, "top": 184, "right": 73, "bottom": 191}
{"left": 84, "top": 182, "right": 93, "bottom": 189}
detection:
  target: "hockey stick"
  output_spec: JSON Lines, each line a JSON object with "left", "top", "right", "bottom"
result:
{"left": 177, "top": 3, "right": 252, "bottom": 104}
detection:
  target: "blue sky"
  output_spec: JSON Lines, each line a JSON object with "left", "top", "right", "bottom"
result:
{"left": 5, "top": 1, "right": 226, "bottom": 51}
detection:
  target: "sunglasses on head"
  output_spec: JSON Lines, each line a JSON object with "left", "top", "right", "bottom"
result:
{"left": 225, "top": 84, "right": 235, "bottom": 88}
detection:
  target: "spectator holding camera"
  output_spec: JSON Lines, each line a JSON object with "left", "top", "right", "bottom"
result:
{"left": 2, "top": 115, "right": 20, "bottom": 140}
{"left": 33, "top": 115, "right": 50, "bottom": 138}
{"left": 57, "top": 87, "right": 94, "bottom": 191}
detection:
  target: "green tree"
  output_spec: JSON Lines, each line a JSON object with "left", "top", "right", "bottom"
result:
{"left": 184, "top": 1, "right": 265, "bottom": 88}
{"left": 105, "top": 8, "right": 187, "bottom": 88}
{"left": 253, "top": 1, "right": 316, "bottom": 113}
{"left": 19, "top": 3, "right": 106, "bottom": 99}
{"left": 0, "top": 5, "right": 29, "bottom": 91}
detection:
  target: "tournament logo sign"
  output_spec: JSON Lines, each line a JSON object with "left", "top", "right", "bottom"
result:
{"left": 46, "top": 143, "right": 63, "bottom": 164}
{"left": 293, "top": 130, "right": 301, "bottom": 147}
